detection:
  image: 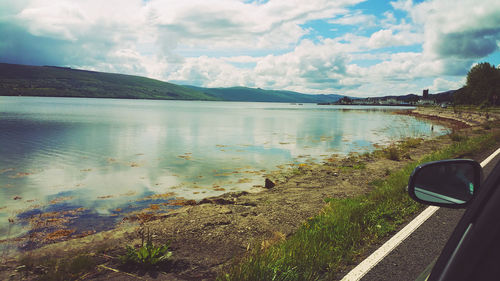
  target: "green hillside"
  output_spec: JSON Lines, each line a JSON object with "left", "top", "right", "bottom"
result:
{"left": 0, "top": 63, "right": 217, "bottom": 101}
{"left": 0, "top": 63, "right": 347, "bottom": 103}
{"left": 186, "top": 85, "right": 344, "bottom": 103}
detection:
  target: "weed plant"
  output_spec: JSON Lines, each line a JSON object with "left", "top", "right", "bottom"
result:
{"left": 219, "top": 131, "right": 499, "bottom": 281}
{"left": 120, "top": 227, "right": 172, "bottom": 267}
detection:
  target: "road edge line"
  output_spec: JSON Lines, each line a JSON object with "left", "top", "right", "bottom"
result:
{"left": 340, "top": 206, "right": 439, "bottom": 281}
{"left": 480, "top": 148, "right": 500, "bottom": 168}
{"left": 340, "top": 147, "right": 500, "bottom": 281}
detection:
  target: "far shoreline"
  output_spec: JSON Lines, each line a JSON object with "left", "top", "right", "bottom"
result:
{"left": 0, "top": 94, "right": 415, "bottom": 106}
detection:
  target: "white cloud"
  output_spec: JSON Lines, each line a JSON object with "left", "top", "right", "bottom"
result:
{"left": 390, "top": 0, "right": 413, "bottom": 12}
{"left": 0, "top": 0, "right": 499, "bottom": 98}
{"left": 329, "top": 10, "right": 377, "bottom": 27}
{"left": 221, "top": 56, "right": 261, "bottom": 64}
{"left": 167, "top": 56, "right": 252, "bottom": 88}
{"left": 166, "top": 38, "right": 352, "bottom": 93}
{"left": 367, "top": 28, "right": 421, "bottom": 49}
{"left": 368, "top": 29, "right": 394, "bottom": 48}
{"left": 160, "top": 0, "right": 498, "bottom": 96}
{"left": 427, "top": 77, "right": 464, "bottom": 92}
{"left": 411, "top": 0, "right": 500, "bottom": 59}
{"left": 16, "top": 0, "right": 146, "bottom": 41}
{"left": 381, "top": 11, "right": 397, "bottom": 26}
{"left": 148, "top": 0, "right": 362, "bottom": 51}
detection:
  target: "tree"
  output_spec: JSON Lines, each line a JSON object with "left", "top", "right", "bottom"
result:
{"left": 337, "top": 96, "right": 352, "bottom": 104}
{"left": 454, "top": 62, "right": 500, "bottom": 106}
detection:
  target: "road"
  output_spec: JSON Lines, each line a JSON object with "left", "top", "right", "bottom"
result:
{"left": 339, "top": 146, "right": 500, "bottom": 281}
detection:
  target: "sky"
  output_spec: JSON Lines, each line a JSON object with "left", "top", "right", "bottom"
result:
{"left": 1, "top": 0, "right": 500, "bottom": 97}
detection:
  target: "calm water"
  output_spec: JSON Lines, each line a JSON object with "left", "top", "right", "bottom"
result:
{"left": 0, "top": 97, "right": 448, "bottom": 244}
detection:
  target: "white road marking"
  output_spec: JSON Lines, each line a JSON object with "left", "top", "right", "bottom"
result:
{"left": 340, "top": 147, "right": 500, "bottom": 281}
{"left": 340, "top": 206, "right": 439, "bottom": 281}
{"left": 480, "top": 148, "right": 500, "bottom": 168}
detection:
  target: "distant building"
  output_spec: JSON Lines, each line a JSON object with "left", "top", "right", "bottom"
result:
{"left": 423, "top": 89, "right": 429, "bottom": 99}
{"left": 380, "top": 98, "right": 398, "bottom": 105}
{"left": 418, "top": 99, "right": 435, "bottom": 105}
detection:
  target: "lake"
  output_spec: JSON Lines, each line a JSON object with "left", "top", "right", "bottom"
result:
{"left": 0, "top": 97, "right": 447, "bottom": 248}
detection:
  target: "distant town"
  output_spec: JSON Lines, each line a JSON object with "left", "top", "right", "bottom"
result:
{"left": 319, "top": 89, "right": 456, "bottom": 107}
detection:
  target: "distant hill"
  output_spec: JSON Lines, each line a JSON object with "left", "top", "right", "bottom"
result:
{"left": 0, "top": 63, "right": 217, "bottom": 101}
{"left": 429, "top": 90, "right": 456, "bottom": 103}
{"left": 0, "top": 63, "right": 346, "bottom": 103}
{"left": 185, "top": 85, "right": 345, "bottom": 103}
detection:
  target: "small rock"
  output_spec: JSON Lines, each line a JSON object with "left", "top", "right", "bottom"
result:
{"left": 184, "top": 200, "right": 197, "bottom": 205}
{"left": 264, "top": 178, "right": 275, "bottom": 189}
{"left": 333, "top": 172, "right": 339, "bottom": 177}
{"left": 198, "top": 198, "right": 211, "bottom": 204}
{"left": 199, "top": 198, "right": 235, "bottom": 205}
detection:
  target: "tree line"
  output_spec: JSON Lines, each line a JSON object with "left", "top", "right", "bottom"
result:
{"left": 454, "top": 62, "right": 500, "bottom": 106}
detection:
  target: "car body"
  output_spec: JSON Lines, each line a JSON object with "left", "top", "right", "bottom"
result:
{"left": 407, "top": 158, "right": 500, "bottom": 281}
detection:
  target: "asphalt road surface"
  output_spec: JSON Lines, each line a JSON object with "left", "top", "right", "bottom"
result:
{"left": 342, "top": 147, "right": 500, "bottom": 281}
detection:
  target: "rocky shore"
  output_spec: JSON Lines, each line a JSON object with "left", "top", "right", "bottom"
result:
{"left": 1, "top": 106, "right": 498, "bottom": 281}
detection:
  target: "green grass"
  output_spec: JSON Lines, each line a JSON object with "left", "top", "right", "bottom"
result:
{"left": 380, "top": 138, "right": 424, "bottom": 161}
{"left": 338, "top": 162, "right": 366, "bottom": 171}
{"left": 400, "top": 137, "right": 423, "bottom": 149}
{"left": 219, "top": 131, "right": 500, "bottom": 281}
{"left": 449, "top": 131, "right": 468, "bottom": 142}
{"left": 120, "top": 242, "right": 172, "bottom": 267}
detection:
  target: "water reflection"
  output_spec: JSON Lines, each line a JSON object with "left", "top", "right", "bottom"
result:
{"left": 0, "top": 97, "right": 448, "bottom": 247}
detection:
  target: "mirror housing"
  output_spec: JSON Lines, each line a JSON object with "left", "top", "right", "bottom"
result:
{"left": 408, "top": 159, "right": 482, "bottom": 208}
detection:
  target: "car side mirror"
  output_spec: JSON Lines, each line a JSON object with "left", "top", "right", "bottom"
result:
{"left": 408, "top": 159, "right": 482, "bottom": 208}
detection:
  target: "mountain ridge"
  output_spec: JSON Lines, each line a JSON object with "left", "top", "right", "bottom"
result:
{"left": 0, "top": 63, "right": 217, "bottom": 101}
{"left": 0, "top": 63, "right": 346, "bottom": 103}
{"left": 0, "top": 63, "right": 456, "bottom": 103}
{"left": 185, "top": 85, "right": 345, "bottom": 103}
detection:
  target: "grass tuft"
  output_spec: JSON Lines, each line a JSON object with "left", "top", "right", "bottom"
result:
{"left": 449, "top": 131, "right": 468, "bottom": 142}
{"left": 385, "top": 146, "right": 400, "bottom": 161}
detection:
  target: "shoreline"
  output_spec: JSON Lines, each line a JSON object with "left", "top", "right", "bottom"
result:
{"left": 1, "top": 106, "right": 498, "bottom": 280}
{"left": 396, "top": 109, "right": 470, "bottom": 130}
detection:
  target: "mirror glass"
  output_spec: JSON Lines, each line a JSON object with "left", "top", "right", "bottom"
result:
{"left": 413, "top": 162, "right": 476, "bottom": 205}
